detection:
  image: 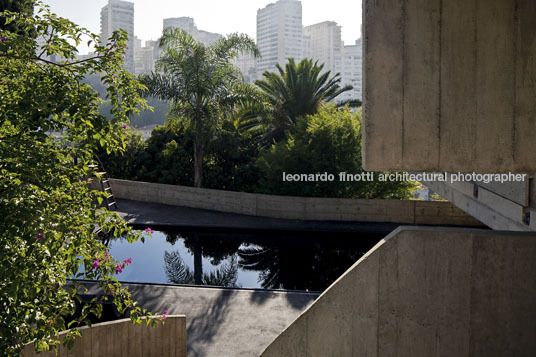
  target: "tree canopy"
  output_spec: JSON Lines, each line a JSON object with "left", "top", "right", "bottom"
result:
{"left": 256, "top": 104, "right": 416, "bottom": 199}
{"left": 238, "top": 58, "right": 353, "bottom": 143}
{"left": 140, "top": 28, "right": 260, "bottom": 188}
{"left": 0, "top": 2, "right": 158, "bottom": 354}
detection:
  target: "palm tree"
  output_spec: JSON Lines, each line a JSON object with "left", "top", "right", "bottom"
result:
{"left": 238, "top": 58, "right": 353, "bottom": 143}
{"left": 140, "top": 28, "right": 260, "bottom": 188}
{"left": 164, "top": 250, "right": 239, "bottom": 287}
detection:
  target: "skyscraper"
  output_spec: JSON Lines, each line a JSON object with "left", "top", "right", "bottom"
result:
{"left": 163, "top": 17, "right": 222, "bottom": 46}
{"left": 256, "top": 0, "right": 303, "bottom": 78}
{"left": 303, "top": 21, "right": 342, "bottom": 74}
{"left": 100, "top": 0, "right": 135, "bottom": 73}
{"left": 337, "top": 38, "right": 363, "bottom": 101}
{"left": 134, "top": 37, "right": 158, "bottom": 75}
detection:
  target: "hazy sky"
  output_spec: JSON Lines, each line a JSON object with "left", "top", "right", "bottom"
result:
{"left": 41, "top": 0, "right": 362, "bottom": 54}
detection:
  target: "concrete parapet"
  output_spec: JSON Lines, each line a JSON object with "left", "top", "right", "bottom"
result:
{"left": 22, "top": 315, "right": 187, "bottom": 357}
{"left": 108, "top": 179, "right": 483, "bottom": 227}
{"left": 261, "top": 227, "right": 536, "bottom": 356}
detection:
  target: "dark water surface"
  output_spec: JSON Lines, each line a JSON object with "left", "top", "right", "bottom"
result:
{"left": 108, "top": 226, "right": 387, "bottom": 291}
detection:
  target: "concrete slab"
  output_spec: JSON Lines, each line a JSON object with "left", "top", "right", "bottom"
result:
{"left": 83, "top": 281, "right": 319, "bottom": 357}
{"left": 114, "top": 198, "right": 402, "bottom": 234}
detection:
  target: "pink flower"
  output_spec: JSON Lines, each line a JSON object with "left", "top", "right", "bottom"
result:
{"left": 115, "top": 264, "right": 123, "bottom": 274}
{"left": 36, "top": 233, "right": 44, "bottom": 239}
{"left": 104, "top": 251, "right": 110, "bottom": 259}
{"left": 92, "top": 260, "right": 100, "bottom": 269}
{"left": 123, "top": 258, "right": 132, "bottom": 265}
{"left": 144, "top": 227, "right": 154, "bottom": 234}
{"left": 123, "top": 125, "right": 127, "bottom": 129}
{"left": 122, "top": 55, "right": 125, "bottom": 59}
{"left": 162, "top": 310, "right": 168, "bottom": 320}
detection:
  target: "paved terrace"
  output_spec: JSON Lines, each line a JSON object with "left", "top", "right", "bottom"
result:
{"left": 83, "top": 281, "right": 319, "bottom": 357}
{"left": 115, "top": 198, "right": 402, "bottom": 234}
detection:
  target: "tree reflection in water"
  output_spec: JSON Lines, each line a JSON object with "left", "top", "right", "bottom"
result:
{"left": 163, "top": 231, "right": 241, "bottom": 286}
{"left": 158, "top": 228, "right": 382, "bottom": 291}
{"left": 164, "top": 250, "right": 239, "bottom": 287}
{"left": 237, "top": 233, "right": 380, "bottom": 291}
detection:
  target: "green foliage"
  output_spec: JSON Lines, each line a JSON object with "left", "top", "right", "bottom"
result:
{"left": 0, "top": 2, "right": 158, "bottom": 355}
{"left": 100, "top": 117, "right": 261, "bottom": 192}
{"left": 140, "top": 28, "right": 260, "bottom": 187}
{"left": 0, "top": 0, "right": 35, "bottom": 36}
{"left": 203, "top": 119, "right": 261, "bottom": 192}
{"left": 239, "top": 58, "right": 353, "bottom": 143}
{"left": 96, "top": 128, "right": 148, "bottom": 180}
{"left": 256, "top": 104, "right": 416, "bottom": 199}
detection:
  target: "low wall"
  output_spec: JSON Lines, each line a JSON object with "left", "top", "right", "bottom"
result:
{"left": 22, "top": 315, "right": 186, "bottom": 357}
{"left": 108, "top": 179, "right": 483, "bottom": 226}
{"left": 261, "top": 227, "right": 536, "bottom": 356}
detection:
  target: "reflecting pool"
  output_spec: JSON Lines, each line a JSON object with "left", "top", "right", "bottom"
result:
{"left": 107, "top": 226, "right": 386, "bottom": 291}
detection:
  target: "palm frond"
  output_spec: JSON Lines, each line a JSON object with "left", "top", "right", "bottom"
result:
{"left": 164, "top": 250, "right": 195, "bottom": 284}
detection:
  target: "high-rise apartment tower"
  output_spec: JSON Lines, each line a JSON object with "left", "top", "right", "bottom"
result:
{"left": 100, "top": 0, "right": 135, "bottom": 73}
{"left": 256, "top": 0, "right": 303, "bottom": 78}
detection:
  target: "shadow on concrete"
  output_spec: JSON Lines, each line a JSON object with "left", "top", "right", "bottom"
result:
{"left": 186, "top": 289, "right": 236, "bottom": 357}
{"left": 249, "top": 289, "right": 318, "bottom": 310}
{"left": 116, "top": 198, "right": 399, "bottom": 234}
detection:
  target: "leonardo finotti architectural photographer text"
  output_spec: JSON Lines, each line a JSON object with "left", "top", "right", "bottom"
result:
{"left": 282, "top": 172, "right": 527, "bottom": 184}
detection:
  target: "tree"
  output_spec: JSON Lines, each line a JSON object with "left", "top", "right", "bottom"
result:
{"left": 164, "top": 250, "right": 239, "bottom": 287}
{"left": 99, "top": 116, "right": 261, "bottom": 192}
{"left": 239, "top": 58, "right": 352, "bottom": 143}
{"left": 256, "top": 104, "right": 416, "bottom": 199}
{"left": 0, "top": 3, "right": 157, "bottom": 354}
{"left": 0, "top": 0, "right": 35, "bottom": 36}
{"left": 140, "top": 28, "right": 260, "bottom": 188}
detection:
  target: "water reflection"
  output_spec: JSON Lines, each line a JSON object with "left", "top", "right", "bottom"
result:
{"left": 111, "top": 227, "right": 384, "bottom": 291}
{"left": 164, "top": 250, "right": 239, "bottom": 287}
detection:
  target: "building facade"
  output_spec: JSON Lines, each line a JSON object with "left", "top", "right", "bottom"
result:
{"left": 303, "top": 21, "right": 342, "bottom": 74}
{"left": 134, "top": 37, "right": 158, "bottom": 75}
{"left": 232, "top": 52, "right": 257, "bottom": 83}
{"left": 100, "top": 0, "right": 135, "bottom": 73}
{"left": 337, "top": 38, "right": 363, "bottom": 101}
{"left": 256, "top": 0, "right": 303, "bottom": 78}
{"left": 163, "top": 17, "right": 222, "bottom": 46}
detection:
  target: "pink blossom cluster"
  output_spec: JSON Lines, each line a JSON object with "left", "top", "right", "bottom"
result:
{"left": 115, "top": 257, "right": 133, "bottom": 275}
{"left": 90, "top": 251, "right": 132, "bottom": 275}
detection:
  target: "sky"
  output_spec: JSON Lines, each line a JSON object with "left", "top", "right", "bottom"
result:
{"left": 40, "top": 0, "right": 362, "bottom": 54}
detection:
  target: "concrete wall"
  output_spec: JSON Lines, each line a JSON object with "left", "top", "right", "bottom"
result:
{"left": 424, "top": 177, "right": 536, "bottom": 231}
{"left": 22, "top": 316, "right": 186, "bottom": 357}
{"left": 363, "top": 0, "right": 536, "bottom": 173}
{"left": 261, "top": 227, "right": 536, "bottom": 356}
{"left": 109, "top": 179, "right": 483, "bottom": 226}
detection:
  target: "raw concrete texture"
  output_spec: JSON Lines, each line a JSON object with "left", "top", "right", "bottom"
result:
{"left": 22, "top": 316, "right": 187, "bottom": 357}
{"left": 82, "top": 282, "right": 319, "bottom": 357}
{"left": 108, "top": 179, "right": 484, "bottom": 227}
{"left": 115, "top": 198, "right": 401, "bottom": 234}
{"left": 363, "top": 0, "right": 536, "bottom": 173}
{"left": 424, "top": 179, "right": 536, "bottom": 231}
{"left": 261, "top": 227, "right": 536, "bottom": 356}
